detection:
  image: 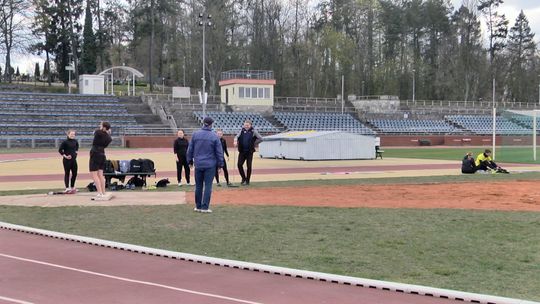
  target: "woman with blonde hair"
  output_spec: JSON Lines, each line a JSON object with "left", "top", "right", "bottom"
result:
{"left": 58, "top": 129, "right": 79, "bottom": 193}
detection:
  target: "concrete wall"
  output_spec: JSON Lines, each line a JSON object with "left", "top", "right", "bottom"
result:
{"left": 350, "top": 96, "right": 400, "bottom": 113}
{"left": 124, "top": 135, "right": 537, "bottom": 148}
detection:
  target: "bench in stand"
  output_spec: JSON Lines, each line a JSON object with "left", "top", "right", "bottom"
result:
{"left": 104, "top": 172, "right": 157, "bottom": 188}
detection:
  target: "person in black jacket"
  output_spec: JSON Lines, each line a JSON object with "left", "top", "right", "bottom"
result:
{"left": 233, "top": 120, "right": 263, "bottom": 186}
{"left": 58, "top": 129, "right": 79, "bottom": 193}
{"left": 90, "top": 121, "right": 112, "bottom": 200}
{"left": 461, "top": 152, "right": 477, "bottom": 174}
{"left": 173, "top": 129, "right": 190, "bottom": 186}
{"left": 214, "top": 129, "right": 231, "bottom": 186}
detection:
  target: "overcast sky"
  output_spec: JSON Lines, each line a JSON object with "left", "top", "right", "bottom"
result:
{"left": 452, "top": 0, "right": 540, "bottom": 36}
{"left": 5, "top": 0, "right": 540, "bottom": 75}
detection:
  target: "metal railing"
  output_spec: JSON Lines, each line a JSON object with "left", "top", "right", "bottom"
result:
{"left": 403, "top": 99, "right": 540, "bottom": 110}
{"left": 221, "top": 70, "right": 274, "bottom": 81}
{"left": 273, "top": 105, "right": 357, "bottom": 113}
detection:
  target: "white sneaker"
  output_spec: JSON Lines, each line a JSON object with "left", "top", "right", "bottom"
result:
{"left": 201, "top": 209, "right": 212, "bottom": 213}
{"left": 193, "top": 208, "right": 200, "bottom": 212}
{"left": 64, "top": 188, "right": 71, "bottom": 193}
{"left": 178, "top": 183, "right": 182, "bottom": 187}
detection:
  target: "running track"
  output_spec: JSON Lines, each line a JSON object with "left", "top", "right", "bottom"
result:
{"left": 0, "top": 228, "right": 463, "bottom": 304}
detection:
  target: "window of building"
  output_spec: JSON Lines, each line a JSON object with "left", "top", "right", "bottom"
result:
{"left": 245, "top": 87, "right": 251, "bottom": 98}
{"left": 258, "top": 88, "right": 264, "bottom": 99}
{"left": 251, "top": 87, "right": 258, "bottom": 98}
{"left": 239, "top": 87, "right": 244, "bottom": 98}
{"left": 264, "top": 88, "right": 270, "bottom": 99}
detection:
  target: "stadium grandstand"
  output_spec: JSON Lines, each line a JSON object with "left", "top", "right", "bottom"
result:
{"left": 4, "top": 88, "right": 540, "bottom": 148}
{"left": 0, "top": 91, "right": 165, "bottom": 148}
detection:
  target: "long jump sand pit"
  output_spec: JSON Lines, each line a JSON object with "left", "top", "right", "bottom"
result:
{"left": 0, "top": 191, "right": 186, "bottom": 207}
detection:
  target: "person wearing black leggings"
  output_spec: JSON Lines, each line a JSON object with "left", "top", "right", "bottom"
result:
{"left": 173, "top": 129, "right": 191, "bottom": 186}
{"left": 214, "top": 129, "right": 231, "bottom": 186}
{"left": 233, "top": 120, "right": 262, "bottom": 186}
{"left": 58, "top": 129, "right": 79, "bottom": 193}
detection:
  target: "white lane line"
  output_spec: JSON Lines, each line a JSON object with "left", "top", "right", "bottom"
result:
{"left": 0, "top": 295, "right": 35, "bottom": 304}
{"left": 0, "top": 253, "right": 263, "bottom": 304}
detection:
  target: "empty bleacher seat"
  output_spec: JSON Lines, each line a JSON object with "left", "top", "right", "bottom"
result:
{"left": 274, "top": 112, "right": 375, "bottom": 135}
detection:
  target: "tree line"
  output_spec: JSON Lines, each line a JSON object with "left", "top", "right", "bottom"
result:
{"left": 0, "top": 0, "right": 538, "bottom": 103}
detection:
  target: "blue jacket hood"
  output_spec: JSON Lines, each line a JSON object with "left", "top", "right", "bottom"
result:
{"left": 186, "top": 126, "right": 224, "bottom": 169}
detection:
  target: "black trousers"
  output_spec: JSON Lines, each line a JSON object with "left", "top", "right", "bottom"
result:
{"left": 176, "top": 155, "right": 190, "bottom": 183}
{"left": 237, "top": 151, "right": 254, "bottom": 183}
{"left": 63, "top": 158, "right": 78, "bottom": 188}
{"left": 215, "top": 160, "right": 229, "bottom": 184}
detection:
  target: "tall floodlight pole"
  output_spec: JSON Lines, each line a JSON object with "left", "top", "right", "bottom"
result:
{"left": 492, "top": 78, "right": 496, "bottom": 159}
{"left": 199, "top": 13, "right": 212, "bottom": 118}
{"left": 412, "top": 69, "right": 416, "bottom": 102}
{"left": 341, "top": 75, "right": 345, "bottom": 114}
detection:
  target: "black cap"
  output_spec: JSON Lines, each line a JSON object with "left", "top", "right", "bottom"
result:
{"left": 203, "top": 117, "right": 214, "bottom": 125}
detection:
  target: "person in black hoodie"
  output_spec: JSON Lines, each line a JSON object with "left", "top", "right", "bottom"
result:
{"left": 233, "top": 120, "right": 263, "bottom": 185}
{"left": 58, "top": 129, "right": 79, "bottom": 193}
{"left": 173, "top": 129, "right": 190, "bottom": 186}
{"left": 90, "top": 121, "right": 112, "bottom": 200}
{"left": 461, "top": 152, "right": 477, "bottom": 174}
{"left": 214, "top": 129, "right": 231, "bottom": 186}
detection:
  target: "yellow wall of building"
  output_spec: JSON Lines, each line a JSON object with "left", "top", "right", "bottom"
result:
{"left": 220, "top": 83, "right": 274, "bottom": 106}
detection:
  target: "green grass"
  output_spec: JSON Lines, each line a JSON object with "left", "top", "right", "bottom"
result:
{"left": 384, "top": 147, "right": 540, "bottom": 164}
{"left": 0, "top": 205, "right": 538, "bottom": 301}
{"left": 3, "top": 172, "right": 540, "bottom": 197}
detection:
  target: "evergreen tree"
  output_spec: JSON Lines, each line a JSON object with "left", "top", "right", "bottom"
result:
{"left": 15, "top": 66, "right": 20, "bottom": 77}
{"left": 81, "top": 0, "right": 97, "bottom": 74}
{"left": 34, "top": 63, "right": 41, "bottom": 78}
{"left": 506, "top": 11, "right": 536, "bottom": 102}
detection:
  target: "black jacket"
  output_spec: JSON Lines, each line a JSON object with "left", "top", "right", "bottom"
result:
{"left": 461, "top": 155, "right": 476, "bottom": 174}
{"left": 173, "top": 137, "right": 189, "bottom": 157}
{"left": 235, "top": 127, "right": 263, "bottom": 153}
{"left": 59, "top": 138, "right": 79, "bottom": 159}
{"left": 90, "top": 129, "right": 112, "bottom": 154}
{"left": 220, "top": 137, "right": 229, "bottom": 157}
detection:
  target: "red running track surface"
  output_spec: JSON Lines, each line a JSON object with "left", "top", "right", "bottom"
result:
{"left": 0, "top": 229, "right": 461, "bottom": 304}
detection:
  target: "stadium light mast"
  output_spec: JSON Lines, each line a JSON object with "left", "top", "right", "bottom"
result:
{"left": 412, "top": 69, "right": 416, "bottom": 103}
{"left": 199, "top": 12, "right": 212, "bottom": 118}
{"left": 341, "top": 75, "right": 345, "bottom": 114}
{"left": 492, "top": 77, "right": 496, "bottom": 159}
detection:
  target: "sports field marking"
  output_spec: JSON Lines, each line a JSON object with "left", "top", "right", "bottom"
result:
{"left": 0, "top": 295, "right": 35, "bottom": 304}
{"left": 0, "top": 253, "right": 263, "bottom": 304}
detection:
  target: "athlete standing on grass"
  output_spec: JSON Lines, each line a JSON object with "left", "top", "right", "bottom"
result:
{"left": 89, "top": 121, "right": 112, "bottom": 200}
{"left": 58, "top": 129, "right": 79, "bottom": 193}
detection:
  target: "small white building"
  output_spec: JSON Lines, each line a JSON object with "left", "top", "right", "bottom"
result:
{"left": 259, "top": 131, "right": 376, "bottom": 160}
{"left": 79, "top": 74, "right": 105, "bottom": 95}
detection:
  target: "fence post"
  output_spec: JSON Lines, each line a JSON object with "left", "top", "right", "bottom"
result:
{"left": 7, "top": 138, "right": 11, "bottom": 149}
{"left": 31, "top": 138, "right": 36, "bottom": 149}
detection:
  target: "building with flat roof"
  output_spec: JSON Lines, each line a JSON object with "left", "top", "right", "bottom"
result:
{"left": 219, "top": 70, "right": 276, "bottom": 106}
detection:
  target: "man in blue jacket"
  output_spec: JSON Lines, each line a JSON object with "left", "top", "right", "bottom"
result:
{"left": 187, "top": 117, "right": 224, "bottom": 213}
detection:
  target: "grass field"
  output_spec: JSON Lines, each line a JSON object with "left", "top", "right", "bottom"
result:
{"left": 1, "top": 147, "right": 539, "bottom": 301}
{"left": 384, "top": 146, "right": 540, "bottom": 164}
{"left": 0, "top": 203, "right": 538, "bottom": 301}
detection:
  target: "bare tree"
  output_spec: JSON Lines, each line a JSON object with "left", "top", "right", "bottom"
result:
{"left": 0, "top": 0, "right": 31, "bottom": 83}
